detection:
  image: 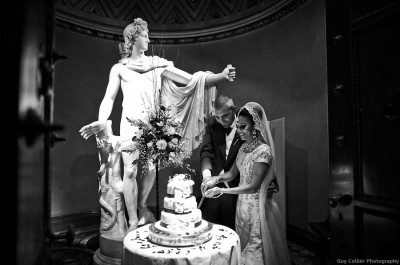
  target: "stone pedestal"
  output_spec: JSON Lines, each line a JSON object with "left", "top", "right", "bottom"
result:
{"left": 93, "top": 234, "right": 124, "bottom": 265}
{"left": 93, "top": 121, "right": 127, "bottom": 265}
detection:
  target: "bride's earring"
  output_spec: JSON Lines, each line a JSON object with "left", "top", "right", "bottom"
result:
{"left": 252, "top": 130, "right": 258, "bottom": 141}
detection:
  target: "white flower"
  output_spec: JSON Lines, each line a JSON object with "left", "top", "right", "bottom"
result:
{"left": 156, "top": 121, "right": 164, "bottom": 127}
{"left": 169, "top": 152, "right": 176, "bottom": 161}
{"left": 135, "top": 129, "right": 143, "bottom": 139}
{"left": 147, "top": 141, "right": 154, "bottom": 148}
{"left": 171, "top": 138, "right": 179, "bottom": 144}
{"left": 166, "top": 126, "right": 176, "bottom": 135}
{"left": 156, "top": 139, "right": 168, "bottom": 150}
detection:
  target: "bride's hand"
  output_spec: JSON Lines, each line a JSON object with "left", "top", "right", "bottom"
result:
{"left": 204, "top": 187, "right": 222, "bottom": 198}
{"left": 222, "top": 64, "right": 236, "bottom": 81}
{"left": 201, "top": 177, "right": 219, "bottom": 195}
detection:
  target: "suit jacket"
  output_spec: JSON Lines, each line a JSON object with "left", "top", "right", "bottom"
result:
{"left": 200, "top": 117, "right": 243, "bottom": 188}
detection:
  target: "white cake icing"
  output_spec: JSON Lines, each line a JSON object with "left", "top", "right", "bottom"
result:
{"left": 160, "top": 209, "right": 202, "bottom": 227}
{"left": 163, "top": 195, "right": 197, "bottom": 213}
{"left": 166, "top": 174, "right": 194, "bottom": 197}
{"left": 148, "top": 174, "right": 213, "bottom": 247}
{"left": 156, "top": 215, "right": 207, "bottom": 236}
{"left": 148, "top": 221, "right": 213, "bottom": 247}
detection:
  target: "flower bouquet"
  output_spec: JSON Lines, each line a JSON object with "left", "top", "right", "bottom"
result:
{"left": 123, "top": 104, "right": 193, "bottom": 219}
{"left": 124, "top": 105, "right": 192, "bottom": 174}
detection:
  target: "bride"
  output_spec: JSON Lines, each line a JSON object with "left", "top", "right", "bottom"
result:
{"left": 203, "top": 102, "right": 291, "bottom": 265}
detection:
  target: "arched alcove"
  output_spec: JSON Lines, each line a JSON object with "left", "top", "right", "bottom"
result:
{"left": 55, "top": 0, "right": 308, "bottom": 43}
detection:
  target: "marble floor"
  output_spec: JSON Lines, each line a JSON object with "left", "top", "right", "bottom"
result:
{"left": 287, "top": 240, "right": 318, "bottom": 265}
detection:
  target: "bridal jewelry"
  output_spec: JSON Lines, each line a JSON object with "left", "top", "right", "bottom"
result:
{"left": 252, "top": 129, "right": 258, "bottom": 140}
{"left": 243, "top": 132, "right": 261, "bottom": 153}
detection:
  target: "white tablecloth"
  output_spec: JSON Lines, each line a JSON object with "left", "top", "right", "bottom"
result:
{"left": 122, "top": 224, "right": 240, "bottom": 265}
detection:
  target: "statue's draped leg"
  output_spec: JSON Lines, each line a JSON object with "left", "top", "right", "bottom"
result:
{"left": 93, "top": 121, "right": 127, "bottom": 265}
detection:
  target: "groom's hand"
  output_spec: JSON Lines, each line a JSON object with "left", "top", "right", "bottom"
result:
{"left": 201, "top": 177, "right": 219, "bottom": 196}
{"left": 201, "top": 169, "right": 212, "bottom": 195}
{"left": 201, "top": 179, "right": 211, "bottom": 195}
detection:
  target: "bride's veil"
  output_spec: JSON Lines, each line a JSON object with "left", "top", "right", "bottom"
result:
{"left": 239, "top": 102, "right": 290, "bottom": 265}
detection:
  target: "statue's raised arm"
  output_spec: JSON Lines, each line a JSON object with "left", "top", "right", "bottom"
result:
{"left": 161, "top": 64, "right": 236, "bottom": 85}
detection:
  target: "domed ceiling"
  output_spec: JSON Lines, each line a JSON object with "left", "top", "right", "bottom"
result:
{"left": 55, "top": 0, "right": 308, "bottom": 44}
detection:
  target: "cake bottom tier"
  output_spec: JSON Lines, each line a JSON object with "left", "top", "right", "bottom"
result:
{"left": 148, "top": 220, "right": 213, "bottom": 247}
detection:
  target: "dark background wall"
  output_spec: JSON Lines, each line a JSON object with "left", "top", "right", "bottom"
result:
{"left": 52, "top": 0, "right": 327, "bottom": 230}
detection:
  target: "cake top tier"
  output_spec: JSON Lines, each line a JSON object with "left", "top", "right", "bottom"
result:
{"left": 167, "top": 174, "right": 194, "bottom": 197}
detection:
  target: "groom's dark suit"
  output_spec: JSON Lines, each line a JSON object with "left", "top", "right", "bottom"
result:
{"left": 200, "top": 116, "right": 244, "bottom": 230}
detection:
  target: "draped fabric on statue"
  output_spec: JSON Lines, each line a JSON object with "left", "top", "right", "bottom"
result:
{"left": 239, "top": 102, "right": 291, "bottom": 265}
{"left": 118, "top": 56, "right": 216, "bottom": 152}
{"left": 161, "top": 71, "right": 217, "bottom": 153}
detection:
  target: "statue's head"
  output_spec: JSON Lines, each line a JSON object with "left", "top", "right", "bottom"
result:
{"left": 121, "top": 18, "right": 148, "bottom": 58}
{"left": 123, "top": 18, "right": 148, "bottom": 44}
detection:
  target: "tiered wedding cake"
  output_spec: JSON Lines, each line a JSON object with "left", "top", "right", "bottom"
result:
{"left": 148, "top": 174, "right": 213, "bottom": 246}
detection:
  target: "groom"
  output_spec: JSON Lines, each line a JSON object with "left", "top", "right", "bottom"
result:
{"left": 200, "top": 95, "right": 279, "bottom": 230}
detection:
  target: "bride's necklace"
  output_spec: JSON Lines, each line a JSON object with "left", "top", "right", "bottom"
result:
{"left": 242, "top": 139, "right": 261, "bottom": 153}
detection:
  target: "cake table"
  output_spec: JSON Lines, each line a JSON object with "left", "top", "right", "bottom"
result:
{"left": 122, "top": 224, "right": 240, "bottom": 265}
